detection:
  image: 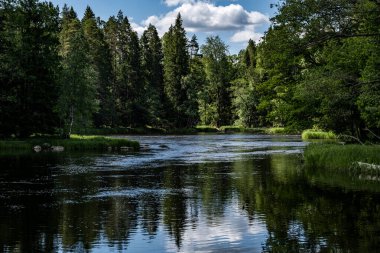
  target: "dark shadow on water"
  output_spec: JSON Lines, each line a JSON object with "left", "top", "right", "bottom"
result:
{"left": 0, "top": 136, "right": 379, "bottom": 252}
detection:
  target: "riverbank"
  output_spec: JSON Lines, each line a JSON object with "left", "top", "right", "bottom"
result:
{"left": 304, "top": 144, "right": 380, "bottom": 171}
{"left": 74, "top": 126, "right": 300, "bottom": 135}
{"left": 0, "top": 135, "right": 140, "bottom": 152}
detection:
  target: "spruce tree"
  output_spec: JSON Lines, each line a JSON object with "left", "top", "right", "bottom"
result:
{"left": 140, "top": 24, "right": 165, "bottom": 126}
{"left": 162, "top": 13, "right": 190, "bottom": 127}
{"left": 104, "top": 11, "right": 145, "bottom": 127}
{"left": 57, "top": 10, "right": 97, "bottom": 137}
{"left": 201, "top": 36, "right": 233, "bottom": 127}
{"left": 0, "top": 0, "right": 60, "bottom": 137}
{"left": 82, "top": 6, "right": 114, "bottom": 127}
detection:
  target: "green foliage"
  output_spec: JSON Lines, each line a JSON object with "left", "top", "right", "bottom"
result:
{"left": 231, "top": 41, "right": 261, "bottom": 128}
{"left": 265, "top": 127, "right": 295, "bottom": 135}
{"left": 57, "top": 14, "right": 98, "bottom": 137}
{"left": 1, "top": 0, "right": 379, "bottom": 137}
{"left": 0, "top": 135, "right": 139, "bottom": 152}
{"left": 302, "top": 129, "right": 337, "bottom": 140}
{"left": 82, "top": 6, "right": 115, "bottom": 127}
{"left": 195, "top": 126, "right": 219, "bottom": 133}
{"left": 140, "top": 24, "right": 165, "bottom": 126}
{"left": 0, "top": 141, "right": 34, "bottom": 151}
{"left": 65, "top": 135, "right": 139, "bottom": 151}
{"left": 0, "top": 0, "right": 60, "bottom": 137}
{"left": 304, "top": 144, "right": 380, "bottom": 171}
{"left": 162, "top": 13, "right": 190, "bottom": 127}
{"left": 200, "top": 36, "right": 233, "bottom": 127}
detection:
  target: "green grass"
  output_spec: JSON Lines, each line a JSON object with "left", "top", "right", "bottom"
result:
{"left": 302, "top": 129, "right": 337, "bottom": 140}
{"left": 75, "top": 127, "right": 165, "bottom": 135}
{"left": 73, "top": 126, "right": 301, "bottom": 135}
{"left": 265, "top": 127, "right": 299, "bottom": 135}
{"left": 195, "top": 126, "right": 219, "bottom": 133}
{"left": 0, "top": 135, "right": 139, "bottom": 152}
{"left": 0, "top": 141, "right": 33, "bottom": 151}
{"left": 219, "top": 126, "right": 298, "bottom": 135}
{"left": 304, "top": 144, "right": 380, "bottom": 171}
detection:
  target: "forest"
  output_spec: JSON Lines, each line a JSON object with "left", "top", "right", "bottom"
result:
{"left": 0, "top": 0, "right": 379, "bottom": 140}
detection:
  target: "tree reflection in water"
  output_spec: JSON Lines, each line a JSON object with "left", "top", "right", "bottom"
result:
{"left": 0, "top": 152, "right": 380, "bottom": 252}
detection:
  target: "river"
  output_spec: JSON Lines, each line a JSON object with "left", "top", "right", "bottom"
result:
{"left": 0, "top": 134, "right": 379, "bottom": 252}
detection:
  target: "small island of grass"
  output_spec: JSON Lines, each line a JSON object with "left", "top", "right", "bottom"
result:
{"left": 0, "top": 135, "right": 139, "bottom": 152}
{"left": 301, "top": 129, "right": 337, "bottom": 140}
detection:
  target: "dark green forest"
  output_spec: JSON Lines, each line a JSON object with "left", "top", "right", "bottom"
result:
{"left": 0, "top": 0, "right": 379, "bottom": 139}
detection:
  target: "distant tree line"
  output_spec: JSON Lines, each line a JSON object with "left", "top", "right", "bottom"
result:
{"left": 0, "top": 0, "right": 379, "bottom": 139}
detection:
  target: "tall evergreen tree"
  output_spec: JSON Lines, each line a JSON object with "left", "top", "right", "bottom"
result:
{"left": 140, "top": 24, "right": 165, "bottom": 126}
{"left": 162, "top": 13, "right": 190, "bottom": 127}
{"left": 0, "top": 0, "right": 60, "bottom": 137}
{"left": 82, "top": 6, "right": 114, "bottom": 127}
{"left": 182, "top": 35, "right": 205, "bottom": 126}
{"left": 200, "top": 36, "right": 233, "bottom": 127}
{"left": 104, "top": 11, "right": 145, "bottom": 127}
{"left": 231, "top": 41, "right": 261, "bottom": 127}
{"left": 57, "top": 9, "right": 97, "bottom": 137}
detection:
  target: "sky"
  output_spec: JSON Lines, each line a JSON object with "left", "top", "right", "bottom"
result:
{"left": 49, "top": 0, "right": 277, "bottom": 54}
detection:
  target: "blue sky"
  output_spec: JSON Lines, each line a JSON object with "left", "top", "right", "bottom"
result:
{"left": 49, "top": 0, "right": 277, "bottom": 54}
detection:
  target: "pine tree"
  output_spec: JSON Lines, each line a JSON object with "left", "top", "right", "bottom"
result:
{"left": 201, "top": 36, "right": 233, "bottom": 127}
{"left": 82, "top": 6, "right": 114, "bottom": 127}
{"left": 140, "top": 24, "right": 165, "bottom": 126}
{"left": 162, "top": 13, "right": 190, "bottom": 127}
{"left": 57, "top": 10, "right": 97, "bottom": 137}
{"left": 104, "top": 11, "right": 145, "bottom": 127}
{"left": 182, "top": 35, "right": 205, "bottom": 126}
{"left": 0, "top": 0, "right": 60, "bottom": 137}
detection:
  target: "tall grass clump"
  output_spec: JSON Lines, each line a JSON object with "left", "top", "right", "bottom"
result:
{"left": 304, "top": 144, "right": 380, "bottom": 171}
{"left": 302, "top": 129, "right": 337, "bottom": 140}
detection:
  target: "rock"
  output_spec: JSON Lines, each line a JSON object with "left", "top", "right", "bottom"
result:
{"left": 33, "top": 145, "right": 42, "bottom": 152}
{"left": 42, "top": 143, "right": 51, "bottom": 150}
{"left": 159, "top": 144, "right": 169, "bottom": 149}
{"left": 51, "top": 146, "right": 64, "bottom": 152}
{"left": 356, "top": 162, "right": 380, "bottom": 170}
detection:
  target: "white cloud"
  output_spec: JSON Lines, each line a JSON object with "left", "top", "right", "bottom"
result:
{"left": 134, "top": 2, "right": 269, "bottom": 45}
{"left": 230, "top": 26, "right": 263, "bottom": 43}
{"left": 164, "top": 0, "right": 195, "bottom": 7}
{"left": 131, "top": 22, "right": 146, "bottom": 36}
{"left": 142, "top": 0, "right": 269, "bottom": 38}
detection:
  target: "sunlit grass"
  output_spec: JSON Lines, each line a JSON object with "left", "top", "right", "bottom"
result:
{"left": 302, "top": 129, "right": 337, "bottom": 140}
{"left": 0, "top": 135, "right": 139, "bottom": 152}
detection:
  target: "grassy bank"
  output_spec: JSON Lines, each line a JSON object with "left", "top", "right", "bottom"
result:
{"left": 304, "top": 144, "right": 380, "bottom": 171}
{"left": 75, "top": 126, "right": 301, "bottom": 135}
{"left": 302, "top": 129, "right": 337, "bottom": 140}
{"left": 219, "top": 126, "right": 299, "bottom": 134}
{"left": 0, "top": 135, "right": 139, "bottom": 152}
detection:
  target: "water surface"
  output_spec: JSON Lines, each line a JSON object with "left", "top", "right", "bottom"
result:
{"left": 1, "top": 134, "right": 379, "bottom": 252}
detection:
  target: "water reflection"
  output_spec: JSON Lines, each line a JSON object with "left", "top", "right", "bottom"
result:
{"left": 0, "top": 136, "right": 380, "bottom": 252}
